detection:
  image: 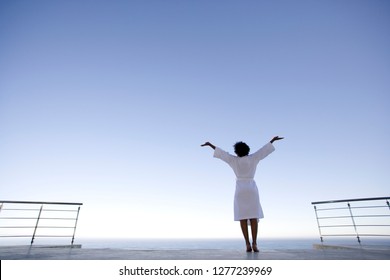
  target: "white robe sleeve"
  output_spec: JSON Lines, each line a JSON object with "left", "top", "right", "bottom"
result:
{"left": 213, "top": 147, "right": 235, "bottom": 165}
{"left": 251, "top": 142, "right": 275, "bottom": 163}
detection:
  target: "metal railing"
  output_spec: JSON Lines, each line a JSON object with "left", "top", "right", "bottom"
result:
{"left": 0, "top": 200, "right": 82, "bottom": 245}
{"left": 312, "top": 196, "right": 390, "bottom": 244}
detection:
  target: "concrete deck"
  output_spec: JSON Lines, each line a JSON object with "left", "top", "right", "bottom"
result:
{"left": 1, "top": 244, "right": 390, "bottom": 260}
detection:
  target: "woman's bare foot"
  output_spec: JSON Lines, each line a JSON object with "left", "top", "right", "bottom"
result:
{"left": 252, "top": 243, "right": 259, "bottom": 253}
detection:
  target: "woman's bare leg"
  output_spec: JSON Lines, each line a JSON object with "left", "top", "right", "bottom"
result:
{"left": 250, "top": 219, "right": 259, "bottom": 252}
{"left": 240, "top": 219, "right": 252, "bottom": 252}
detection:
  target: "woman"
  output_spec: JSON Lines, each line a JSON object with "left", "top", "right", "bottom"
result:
{"left": 201, "top": 136, "right": 283, "bottom": 252}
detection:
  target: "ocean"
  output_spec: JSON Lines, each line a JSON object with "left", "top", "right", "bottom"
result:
{"left": 68, "top": 237, "right": 390, "bottom": 250}
{"left": 78, "top": 238, "right": 319, "bottom": 250}
{"left": 1, "top": 237, "right": 389, "bottom": 250}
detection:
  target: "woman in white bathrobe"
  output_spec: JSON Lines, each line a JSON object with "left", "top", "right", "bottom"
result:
{"left": 201, "top": 136, "right": 283, "bottom": 252}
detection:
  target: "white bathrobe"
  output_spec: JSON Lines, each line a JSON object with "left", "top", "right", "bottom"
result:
{"left": 213, "top": 142, "right": 275, "bottom": 222}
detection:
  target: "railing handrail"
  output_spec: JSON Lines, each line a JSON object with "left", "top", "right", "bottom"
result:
{"left": 0, "top": 200, "right": 83, "bottom": 206}
{"left": 0, "top": 200, "right": 82, "bottom": 245}
{"left": 312, "top": 196, "right": 390, "bottom": 205}
{"left": 311, "top": 196, "right": 390, "bottom": 244}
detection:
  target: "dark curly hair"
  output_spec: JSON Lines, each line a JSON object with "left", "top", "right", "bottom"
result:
{"left": 234, "top": 141, "right": 250, "bottom": 157}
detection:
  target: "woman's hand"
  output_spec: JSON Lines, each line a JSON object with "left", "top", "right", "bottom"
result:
{"left": 270, "top": 136, "right": 284, "bottom": 143}
{"left": 201, "top": 142, "right": 216, "bottom": 150}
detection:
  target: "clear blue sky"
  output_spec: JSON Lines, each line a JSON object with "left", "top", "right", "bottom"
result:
{"left": 1, "top": 0, "right": 389, "bottom": 239}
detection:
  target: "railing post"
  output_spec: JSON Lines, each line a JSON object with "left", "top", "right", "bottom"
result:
{"left": 71, "top": 206, "right": 81, "bottom": 245}
{"left": 31, "top": 205, "right": 43, "bottom": 245}
{"left": 313, "top": 205, "right": 323, "bottom": 243}
{"left": 386, "top": 200, "right": 390, "bottom": 211}
{"left": 347, "top": 202, "right": 361, "bottom": 244}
